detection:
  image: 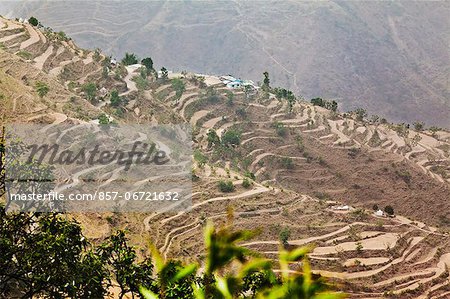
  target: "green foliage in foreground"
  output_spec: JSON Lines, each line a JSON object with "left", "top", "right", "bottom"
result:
{"left": 0, "top": 206, "right": 345, "bottom": 299}
{"left": 141, "top": 221, "right": 345, "bottom": 299}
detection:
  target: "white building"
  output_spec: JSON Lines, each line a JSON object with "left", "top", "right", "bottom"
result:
{"left": 226, "top": 81, "right": 242, "bottom": 89}
{"left": 375, "top": 210, "right": 384, "bottom": 217}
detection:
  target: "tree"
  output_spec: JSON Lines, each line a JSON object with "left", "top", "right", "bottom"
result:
{"left": 98, "top": 113, "right": 110, "bottom": 125}
{"left": 326, "top": 100, "right": 338, "bottom": 112}
{"left": 96, "top": 231, "right": 154, "bottom": 299}
{"left": 310, "top": 98, "right": 324, "bottom": 107}
{"left": 429, "top": 126, "right": 440, "bottom": 138}
{"left": 28, "top": 16, "right": 39, "bottom": 26}
{"left": 206, "top": 130, "right": 220, "bottom": 148}
{"left": 221, "top": 129, "right": 241, "bottom": 147}
{"left": 82, "top": 82, "right": 97, "bottom": 103}
{"left": 0, "top": 210, "right": 107, "bottom": 298}
{"left": 141, "top": 57, "right": 154, "bottom": 73}
{"left": 384, "top": 205, "right": 395, "bottom": 216}
{"left": 413, "top": 122, "right": 425, "bottom": 131}
{"left": 160, "top": 67, "right": 169, "bottom": 81}
{"left": 35, "top": 81, "right": 49, "bottom": 98}
{"left": 121, "top": 52, "right": 138, "bottom": 66}
{"left": 110, "top": 90, "right": 122, "bottom": 107}
{"left": 354, "top": 108, "right": 368, "bottom": 121}
{"left": 171, "top": 78, "right": 185, "bottom": 99}
{"left": 279, "top": 227, "right": 291, "bottom": 248}
{"left": 262, "top": 71, "right": 270, "bottom": 90}
{"left": 372, "top": 204, "right": 379, "bottom": 211}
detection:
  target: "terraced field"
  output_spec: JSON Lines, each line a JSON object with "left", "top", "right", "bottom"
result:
{"left": 1, "top": 17, "right": 449, "bottom": 298}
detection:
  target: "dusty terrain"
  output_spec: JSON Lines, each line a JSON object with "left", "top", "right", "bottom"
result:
{"left": 1, "top": 17, "right": 449, "bottom": 298}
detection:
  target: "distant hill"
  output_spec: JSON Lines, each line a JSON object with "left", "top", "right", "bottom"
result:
{"left": 2, "top": 1, "right": 449, "bottom": 127}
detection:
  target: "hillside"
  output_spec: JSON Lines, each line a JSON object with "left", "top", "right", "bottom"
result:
{"left": 2, "top": 0, "right": 449, "bottom": 127}
{"left": 1, "top": 17, "right": 450, "bottom": 298}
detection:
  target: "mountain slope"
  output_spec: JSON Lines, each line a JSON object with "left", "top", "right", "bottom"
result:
{"left": 1, "top": 16, "right": 450, "bottom": 298}
{"left": 2, "top": 0, "right": 449, "bottom": 127}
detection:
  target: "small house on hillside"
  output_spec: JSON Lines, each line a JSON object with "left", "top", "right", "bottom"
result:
{"left": 227, "top": 80, "right": 242, "bottom": 89}
{"left": 374, "top": 210, "right": 385, "bottom": 217}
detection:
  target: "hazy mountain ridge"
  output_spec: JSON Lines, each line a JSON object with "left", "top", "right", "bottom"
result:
{"left": 1, "top": 0, "right": 449, "bottom": 127}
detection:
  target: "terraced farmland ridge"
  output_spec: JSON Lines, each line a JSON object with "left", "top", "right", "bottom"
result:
{"left": 0, "top": 17, "right": 449, "bottom": 298}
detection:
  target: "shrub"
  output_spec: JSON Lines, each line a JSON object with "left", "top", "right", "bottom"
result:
{"left": 395, "top": 169, "right": 412, "bottom": 184}
{"left": 98, "top": 113, "right": 110, "bottom": 125}
{"left": 17, "top": 51, "right": 33, "bottom": 60}
{"left": 236, "top": 107, "right": 246, "bottom": 118}
{"left": 272, "top": 121, "right": 287, "bottom": 136}
{"left": 218, "top": 180, "right": 235, "bottom": 193}
{"left": 109, "top": 90, "right": 122, "bottom": 107}
{"left": 171, "top": 78, "right": 185, "bottom": 98}
{"left": 82, "top": 82, "right": 97, "bottom": 102}
{"left": 193, "top": 149, "right": 207, "bottom": 167}
{"left": 244, "top": 171, "right": 256, "bottom": 180}
{"left": 242, "top": 177, "right": 251, "bottom": 188}
{"left": 122, "top": 52, "right": 138, "bottom": 65}
{"left": 280, "top": 157, "right": 294, "bottom": 169}
{"left": 132, "top": 75, "right": 149, "bottom": 90}
{"left": 35, "top": 81, "right": 49, "bottom": 98}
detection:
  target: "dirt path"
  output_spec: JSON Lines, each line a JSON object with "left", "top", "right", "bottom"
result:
{"left": 190, "top": 110, "right": 209, "bottom": 126}
{"left": 20, "top": 24, "right": 40, "bottom": 49}
{"left": 159, "top": 185, "right": 270, "bottom": 226}
{"left": 242, "top": 223, "right": 366, "bottom": 247}
{"left": 33, "top": 45, "right": 53, "bottom": 70}
{"left": 119, "top": 65, "right": 139, "bottom": 96}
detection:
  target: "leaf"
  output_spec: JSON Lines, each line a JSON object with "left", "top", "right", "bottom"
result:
{"left": 238, "top": 258, "right": 272, "bottom": 278}
{"left": 149, "top": 243, "right": 164, "bottom": 273}
{"left": 171, "top": 263, "right": 197, "bottom": 283}
{"left": 216, "top": 276, "right": 233, "bottom": 299}
{"left": 286, "top": 247, "right": 310, "bottom": 262}
{"left": 139, "top": 286, "right": 159, "bottom": 299}
{"left": 313, "top": 293, "right": 347, "bottom": 299}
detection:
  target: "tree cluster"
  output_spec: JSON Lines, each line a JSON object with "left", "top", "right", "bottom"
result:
{"left": 310, "top": 98, "right": 338, "bottom": 112}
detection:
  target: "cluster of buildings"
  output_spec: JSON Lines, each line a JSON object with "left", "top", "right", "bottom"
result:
{"left": 17, "top": 18, "right": 29, "bottom": 24}
{"left": 219, "top": 75, "right": 258, "bottom": 90}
